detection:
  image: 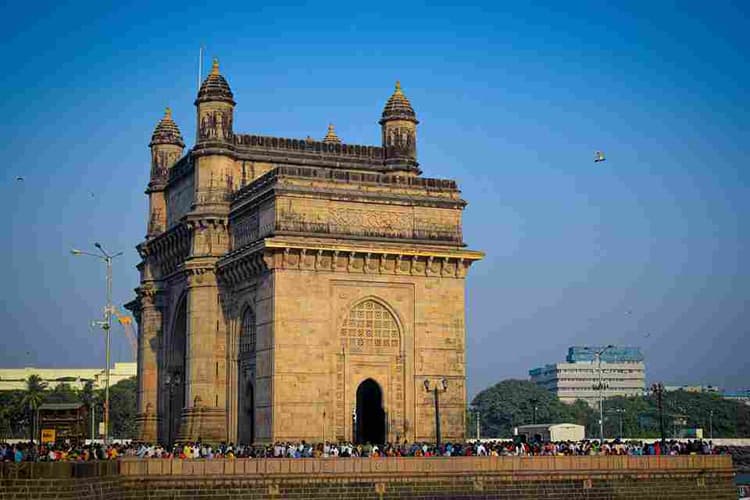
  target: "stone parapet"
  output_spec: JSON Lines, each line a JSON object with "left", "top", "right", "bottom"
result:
{"left": 0, "top": 456, "right": 737, "bottom": 499}
{"left": 118, "top": 455, "right": 733, "bottom": 477}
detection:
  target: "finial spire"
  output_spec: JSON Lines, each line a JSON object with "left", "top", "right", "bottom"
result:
{"left": 211, "top": 58, "right": 220, "bottom": 75}
{"left": 395, "top": 81, "right": 402, "bottom": 94}
{"left": 165, "top": 107, "right": 172, "bottom": 119}
{"left": 322, "top": 123, "right": 341, "bottom": 144}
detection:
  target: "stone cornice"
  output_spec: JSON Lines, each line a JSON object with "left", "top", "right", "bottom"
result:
{"left": 233, "top": 166, "right": 458, "bottom": 203}
{"left": 138, "top": 223, "right": 191, "bottom": 278}
{"left": 217, "top": 237, "right": 482, "bottom": 286}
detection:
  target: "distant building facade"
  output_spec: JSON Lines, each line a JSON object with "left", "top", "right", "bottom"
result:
{"left": 722, "top": 389, "right": 750, "bottom": 405}
{"left": 663, "top": 385, "right": 720, "bottom": 394}
{"left": 0, "top": 362, "right": 136, "bottom": 392}
{"left": 126, "top": 60, "right": 483, "bottom": 446}
{"left": 529, "top": 346, "right": 645, "bottom": 407}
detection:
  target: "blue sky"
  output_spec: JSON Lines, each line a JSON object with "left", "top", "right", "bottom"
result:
{"left": 0, "top": 1, "right": 747, "bottom": 396}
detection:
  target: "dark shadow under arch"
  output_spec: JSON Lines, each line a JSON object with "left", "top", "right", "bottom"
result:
{"left": 356, "top": 378, "right": 385, "bottom": 445}
{"left": 166, "top": 295, "right": 187, "bottom": 446}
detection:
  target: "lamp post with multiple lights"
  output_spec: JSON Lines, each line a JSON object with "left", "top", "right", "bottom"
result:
{"left": 71, "top": 243, "right": 122, "bottom": 444}
{"left": 584, "top": 345, "right": 614, "bottom": 442}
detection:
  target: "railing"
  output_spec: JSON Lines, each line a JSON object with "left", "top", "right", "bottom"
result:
{"left": 234, "top": 134, "right": 384, "bottom": 160}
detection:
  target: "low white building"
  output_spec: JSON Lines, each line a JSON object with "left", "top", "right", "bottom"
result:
{"left": 514, "top": 423, "right": 585, "bottom": 442}
{"left": 0, "top": 362, "right": 136, "bottom": 391}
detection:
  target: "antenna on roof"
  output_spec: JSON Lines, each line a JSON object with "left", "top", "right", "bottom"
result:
{"left": 197, "top": 45, "right": 205, "bottom": 91}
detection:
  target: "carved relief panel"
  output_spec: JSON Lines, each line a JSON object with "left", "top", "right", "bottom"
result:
{"left": 199, "top": 109, "right": 233, "bottom": 142}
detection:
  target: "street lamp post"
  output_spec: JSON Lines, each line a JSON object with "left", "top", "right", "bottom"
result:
{"left": 470, "top": 405, "right": 480, "bottom": 441}
{"left": 651, "top": 383, "right": 666, "bottom": 450}
{"left": 352, "top": 407, "right": 357, "bottom": 443}
{"left": 585, "top": 345, "right": 614, "bottom": 443}
{"left": 71, "top": 243, "right": 123, "bottom": 445}
{"left": 709, "top": 410, "right": 714, "bottom": 440}
{"left": 612, "top": 408, "right": 626, "bottom": 438}
{"left": 424, "top": 379, "right": 448, "bottom": 449}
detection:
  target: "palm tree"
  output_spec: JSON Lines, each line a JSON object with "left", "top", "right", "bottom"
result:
{"left": 21, "top": 374, "right": 47, "bottom": 442}
{"left": 79, "top": 380, "right": 96, "bottom": 439}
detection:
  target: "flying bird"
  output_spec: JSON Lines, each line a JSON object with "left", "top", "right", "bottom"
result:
{"left": 16, "top": 176, "right": 24, "bottom": 181}
{"left": 594, "top": 151, "right": 606, "bottom": 163}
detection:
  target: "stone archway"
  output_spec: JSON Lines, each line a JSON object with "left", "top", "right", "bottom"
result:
{"left": 237, "top": 306, "right": 256, "bottom": 444}
{"left": 239, "top": 382, "right": 254, "bottom": 444}
{"left": 356, "top": 378, "right": 385, "bottom": 445}
{"left": 337, "top": 298, "right": 404, "bottom": 443}
{"left": 166, "top": 296, "right": 187, "bottom": 446}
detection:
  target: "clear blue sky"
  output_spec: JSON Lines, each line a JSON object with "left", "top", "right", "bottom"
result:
{"left": 0, "top": 1, "right": 747, "bottom": 396}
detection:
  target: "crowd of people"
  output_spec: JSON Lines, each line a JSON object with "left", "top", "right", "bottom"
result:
{"left": 0, "top": 438, "right": 726, "bottom": 462}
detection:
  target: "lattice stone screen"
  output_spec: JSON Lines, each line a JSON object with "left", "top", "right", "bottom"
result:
{"left": 341, "top": 300, "right": 400, "bottom": 351}
{"left": 240, "top": 308, "right": 256, "bottom": 358}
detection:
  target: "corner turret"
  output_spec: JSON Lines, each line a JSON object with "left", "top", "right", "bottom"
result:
{"left": 195, "top": 58, "right": 235, "bottom": 145}
{"left": 147, "top": 107, "right": 184, "bottom": 237}
{"left": 380, "top": 81, "right": 420, "bottom": 175}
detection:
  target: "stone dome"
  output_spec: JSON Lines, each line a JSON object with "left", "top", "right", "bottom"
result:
{"left": 195, "top": 58, "right": 235, "bottom": 105}
{"left": 149, "top": 107, "right": 185, "bottom": 147}
{"left": 380, "top": 81, "right": 418, "bottom": 124}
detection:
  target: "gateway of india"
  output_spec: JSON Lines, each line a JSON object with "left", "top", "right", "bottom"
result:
{"left": 126, "top": 59, "right": 483, "bottom": 446}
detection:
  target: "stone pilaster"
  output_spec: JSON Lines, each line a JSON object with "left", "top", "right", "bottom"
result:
{"left": 135, "top": 286, "right": 162, "bottom": 442}
{"left": 177, "top": 266, "right": 227, "bottom": 443}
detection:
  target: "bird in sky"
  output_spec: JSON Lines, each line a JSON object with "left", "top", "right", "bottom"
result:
{"left": 594, "top": 151, "right": 606, "bottom": 163}
{"left": 16, "top": 176, "right": 24, "bottom": 181}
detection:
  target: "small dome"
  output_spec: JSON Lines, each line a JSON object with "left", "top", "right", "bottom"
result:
{"left": 150, "top": 107, "right": 185, "bottom": 147}
{"left": 195, "top": 58, "right": 235, "bottom": 105}
{"left": 380, "top": 81, "right": 418, "bottom": 124}
{"left": 322, "top": 123, "right": 341, "bottom": 144}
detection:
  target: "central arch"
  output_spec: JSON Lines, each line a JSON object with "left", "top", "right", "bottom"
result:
{"left": 166, "top": 295, "right": 187, "bottom": 446}
{"left": 237, "top": 306, "right": 256, "bottom": 444}
{"left": 356, "top": 378, "right": 385, "bottom": 445}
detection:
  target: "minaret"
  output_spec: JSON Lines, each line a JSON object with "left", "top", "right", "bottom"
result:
{"left": 147, "top": 107, "right": 184, "bottom": 237}
{"left": 193, "top": 58, "right": 235, "bottom": 206}
{"left": 380, "top": 81, "right": 420, "bottom": 175}
{"left": 195, "top": 58, "right": 235, "bottom": 146}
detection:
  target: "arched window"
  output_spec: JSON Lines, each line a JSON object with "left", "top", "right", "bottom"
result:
{"left": 341, "top": 300, "right": 399, "bottom": 351}
{"left": 240, "top": 307, "right": 256, "bottom": 357}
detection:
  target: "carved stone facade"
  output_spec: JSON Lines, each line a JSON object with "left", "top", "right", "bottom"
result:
{"left": 126, "top": 59, "right": 482, "bottom": 445}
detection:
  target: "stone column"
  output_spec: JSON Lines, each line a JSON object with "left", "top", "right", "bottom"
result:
{"left": 135, "top": 287, "right": 162, "bottom": 442}
{"left": 178, "top": 266, "right": 227, "bottom": 443}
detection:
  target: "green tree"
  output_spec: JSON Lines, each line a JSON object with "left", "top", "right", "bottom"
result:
{"left": 46, "top": 383, "right": 80, "bottom": 404}
{"left": 0, "top": 390, "right": 29, "bottom": 438}
{"left": 107, "top": 377, "right": 137, "bottom": 439}
{"left": 471, "top": 379, "right": 595, "bottom": 438}
{"left": 471, "top": 378, "right": 750, "bottom": 440}
{"left": 21, "top": 374, "right": 47, "bottom": 441}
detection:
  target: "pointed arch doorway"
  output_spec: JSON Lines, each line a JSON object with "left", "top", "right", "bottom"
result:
{"left": 355, "top": 379, "right": 385, "bottom": 445}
